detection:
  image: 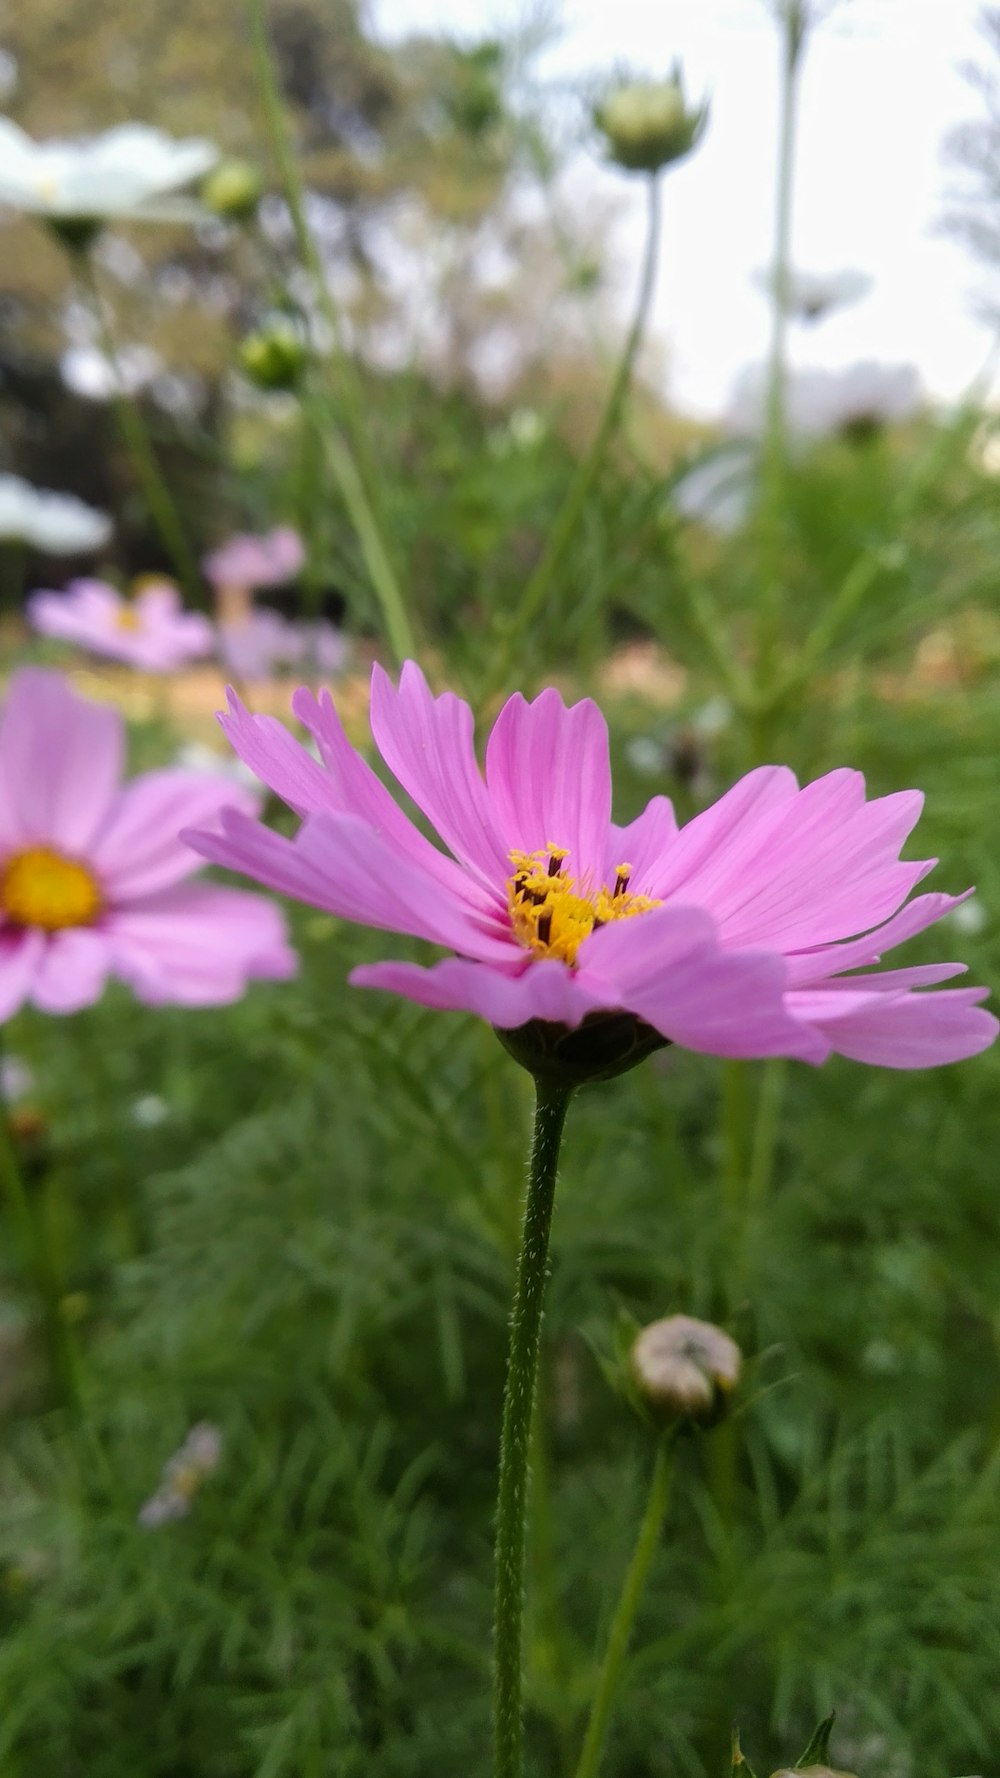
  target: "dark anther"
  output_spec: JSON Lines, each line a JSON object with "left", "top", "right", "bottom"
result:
{"left": 537, "top": 911, "right": 552, "bottom": 945}
{"left": 547, "top": 853, "right": 563, "bottom": 876}
{"left": 614, "top": 870, "right": 630, "bottom": 897}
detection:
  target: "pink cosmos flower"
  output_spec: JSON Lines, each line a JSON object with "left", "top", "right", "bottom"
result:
{"left": 0, "top": 668, "right": 296, "bottom": 1019}
{"left": 28, "top": 578, "right": 214, "bottom": 673}
{"left": 217, "top": 610, "right": 347, "bottom": 682}
{"left": 186, "top": 663, "right": 998, "bottom": 1070}
{"left": 203, "top": 527, "right": 304, "bottom": 592}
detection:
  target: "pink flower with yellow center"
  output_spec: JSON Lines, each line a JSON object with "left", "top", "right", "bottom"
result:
{"left": 0, "top": 668, "right": 295, "bottom": 1019}
{"left": 27, "top": 578, "right": 214, "bottom": 672}
{"left": 186, "top": 663, "right": 997, "bottom": 1072}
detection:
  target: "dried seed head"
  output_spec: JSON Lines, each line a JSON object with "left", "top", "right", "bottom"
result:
{"left": 631, "top": 1314, "right": 741, "bottom": 1425}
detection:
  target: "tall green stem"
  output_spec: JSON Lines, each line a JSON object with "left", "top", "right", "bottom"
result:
{"left": 755, "top": 3, "right": 806, "bottom": 702}
{"left": 492, "top": 174, "right": 664, "bottom": 691}
{"left": 246, "top": 0, "right": 409, "bottom": 657}
{"left": 0, "top": 1086, "right": 81, "bottom": 1413}
{"left": 76, "top": 252, "right": 201, "bottom": 601}
{"left": 494, "top": 1076, "right": 573, "bottom": 1778}
{"left": 573, "top": 1434, "right": 677, "bottom": 1778}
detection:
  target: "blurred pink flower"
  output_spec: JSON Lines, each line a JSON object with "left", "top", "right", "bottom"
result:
{"left": 0, "top": 669, "right": 296, "bottom": 1019}
{"left": 203, "top": 526, "right": 304, "bottom": 591}
{"left": 28, "top": 578, "right": 214, "bottom": 672}
{"left": 216, "top": 610, "right": 346, "bottom": 682}
{"left": 187, "top": 663, "right": 997, "bottom": 1071}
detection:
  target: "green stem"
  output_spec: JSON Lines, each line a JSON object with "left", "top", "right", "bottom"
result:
{"left": 493, "top": 174, "right": 664, "bottom": 690}
{"left": 754, "top": 3, "right": 806, "bottom": 701}
{"left": 246, "top": 0, "right": 395, "bottom": 555}
{"left": 573, "top": 1434, "right": 677, "bottom": 1778}
{"left": 323, "top": 420, "right": 416, "bottom": 664}
{"left": 746, "top": 1057, "right": 786, "bottom": 1214}
{"left": 494, "top": 1076, "right": 574, "bottom": 1778}
{"left": 76, "top": 252, "right": 201, "bottom": 601}
{"left": 0, "top": 1087, "right": 81, "bottom": 1413}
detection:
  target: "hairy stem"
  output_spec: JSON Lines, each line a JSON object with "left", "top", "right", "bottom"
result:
{"left": 573, "top": 1434, "right": 677, "bottom": 1778}
{"left": 494, "top": 1076, "right": 573, "bottom": 1778}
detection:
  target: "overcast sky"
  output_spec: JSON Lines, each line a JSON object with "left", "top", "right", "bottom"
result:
{"left": 370, "top": 0, "right": 996, "bottom": 417}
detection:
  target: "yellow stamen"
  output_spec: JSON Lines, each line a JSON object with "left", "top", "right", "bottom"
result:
{"left": 1, "top": 846, "right": 103, "bottom": 931}
{"left": 507, "top": 847, "right": 660, "bottom": 966}
{"left": 116, "top": 608, "right": 142, "bottom": 630}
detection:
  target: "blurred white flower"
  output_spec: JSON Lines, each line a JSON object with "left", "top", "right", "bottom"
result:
{"left": 0, "top": 474, "right": 111, "bottom": 553}
{"left": 625, "top": 736, "right": 665, "bottom": 778}
{"left": 173, "top": 740, "right": 259, "bottom": 791}
{"left": 60, "top": 343, "right": 161, "bottom": 401}
{"left": 0, "top": 52, "right": 17, "bottom": 102}
{"left": 755, "top": 265, "right": 871, "bottom": 323}
{"left": 0, "top": 1055, "right": 34, "bottom": 1103}
{"left": 949, "top": 899, "right": 987, "bottom": 936}
{"left": 727, "top": 361, "right": 922, "bottom": 442}
{"left": 673, "top": 444, "right": 756, "bottom": 533}
{"left": 131, "top": 1093, "right": 169, "bottom": 1128}
{"left": 138, "top": 1422, "right": 223, "bottom": 1529}
{"left": 0, "top": 119, "right": 217, "bottom": 222}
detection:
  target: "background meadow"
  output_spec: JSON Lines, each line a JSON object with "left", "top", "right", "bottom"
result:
{"left": 2, "top": 3, "right": 1000, "bottom": 1775}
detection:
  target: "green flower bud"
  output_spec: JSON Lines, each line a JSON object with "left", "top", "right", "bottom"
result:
{"left": 239, "top": 317, "right": 308, "bottom": 392}
{"left": 595, "top": 68, "right": 707, "bottom": 174}
{"left": 631, "top": 1314, "right": 741, "bottom": 1425}
{"left": 202, "top": 157, "right": 264, "bottom": 223}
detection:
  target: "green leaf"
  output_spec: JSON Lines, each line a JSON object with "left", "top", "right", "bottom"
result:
{"left": 796, "top": 1714, "right": 835, "bottom": 1768}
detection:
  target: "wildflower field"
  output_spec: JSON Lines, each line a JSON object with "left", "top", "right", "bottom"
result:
{"left": 2, "top": 4, "right": 1000, "bottom": 1776}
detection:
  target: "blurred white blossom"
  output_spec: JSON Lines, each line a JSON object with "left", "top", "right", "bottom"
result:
{"left": 755, "top": 265, "right": 871, "bottom": 323}
{"left": 0, "top": 119, "right": 217, "bottom": 222}
{"left": 0, "top": 1055, "right": 34, "bottom": 1103}
{"left": 727, "top": 360, "right": 922, "bottom": 441}
{"left": 673, "top": 444, "right": 756, "bottom": 533}
{"left": 60, "top": 343, "right": 161, "bottom": 401}
{"left": 138, "top": 1423, "right": 223, "bottom": 1529}
{"left": 0, "top": 474, "right": 111, "bottom": 553}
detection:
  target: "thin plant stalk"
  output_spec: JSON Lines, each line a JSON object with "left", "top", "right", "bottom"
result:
{"left": 0, "top": 1080, "right": 81, "bottom": 1413}
{"left": 754, "top": 2, "right": 807, "bottom": 705}
{"left": 245, "top": 0, "right": 395, "bottom": 536}
{"left": 491, "top": 174, "right": 664, "bottom": 691}
{"left": 76, "top": 251, "right": 201, "bottom": 601}
{"left": 494, "top": 1076, "right": 573, "bottom": 1778}
{"left": 573, "top": 1432, "right": 677, "bottom": 1778}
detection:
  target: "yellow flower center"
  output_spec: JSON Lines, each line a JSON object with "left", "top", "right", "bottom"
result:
{"left": 507, "top": 846, "right": 661, "bottom": 966}
{"left": 115, "top": 607, "right": 142, "bottom": 630}
{"left": 1, "top": 846, "right": 103, "bottom": 931}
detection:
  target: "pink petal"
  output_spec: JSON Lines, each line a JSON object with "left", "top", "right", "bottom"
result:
{"left": 90, "top": 769, "right": 260, "bottom": 899}
{"left": 187, "top": 809, "right": 516, "bottom": 962}
{"left": 0, "top": 667, "right": 123, "bottom": 850}
{"left": 607, "top": 795, "right": 677, "bottom": 893}
{"left": 577, "top": 904, "right": 828, "bottom": 1061}
{"left": 785, "top": 890, "right": 969, "bottom": 985}
{"left": 648, "top": 765, "right": 799, "bottom": 902}
{"left": 656, "top": 767, "right": 931, "bottom": 953}
{"left": 292, "top": 686, "right": 504, "bottom": 916}
{"left": 28, "top": 928, "right": 110, "bottom": 1013}
{"left": 105, "top": 884, "right": 296, "bottom": 1005}
{"left": 349, "top": 955, "right": 609, "bottom": 1028}
{"left": 792, "top": 985, "right": 998, "bottom": 1068}
{"left": 485, "top": 686, "right": 613, "bottom": 882}
{"left": 369, "top": 662, "right": 509, "bottom": 885}
{"left": 219, "top": 687, "right": 341, "bottom": 815}
{"left": 0, "top": 927, "right": 46, "bottom": 1021}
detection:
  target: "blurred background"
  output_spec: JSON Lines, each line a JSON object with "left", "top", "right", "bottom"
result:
{"left": 3, "top": 4, "right": 1000, "bottom": 1777}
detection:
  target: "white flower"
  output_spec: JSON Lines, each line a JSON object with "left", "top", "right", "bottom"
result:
{"left": 0, "top": 474, "right": 111, "bottom": 553}
{"left": 60, "top": 343, "right": 161, "bottom": 402}
{"left": 727, "top": 361, "right": 922, "bottom": 442}
{"left": 754, "top": 265, "right": 871, "bottom": 323}
{"left": 673, "top": 444, "right": 756, "bottom": 533}
{"left": 0, "top": 119, "right": 217, "bottom": 222}
{"left": 138, "top": 1422, "right": 223, "bottom": 1529}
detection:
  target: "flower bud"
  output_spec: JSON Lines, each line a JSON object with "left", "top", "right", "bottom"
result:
{"left": 594, "top": 68, "right": 707, "bottom": 174}
{"left": 202, "top": 157, "right": 264, "bottom": 223}
{"left": 239, "top": 317, "right": 308, "bottom": 392}
{"left": 631, "top": 1314, "right": 741, "bottom": 1425}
